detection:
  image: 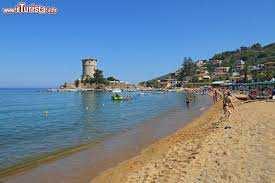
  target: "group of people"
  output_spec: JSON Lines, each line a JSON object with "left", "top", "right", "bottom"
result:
{"left": 249, "top": 87, "right": 275, "bottom": 100}
{"left": 211, "top": 88, "right": 235, "bottom": 118}
{"left": 183, "top": 86, "right": 236, "bottom": 118}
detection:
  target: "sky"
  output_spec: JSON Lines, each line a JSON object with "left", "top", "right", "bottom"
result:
{"left": 0, "top": 0, "right": 275, "bottom": 88}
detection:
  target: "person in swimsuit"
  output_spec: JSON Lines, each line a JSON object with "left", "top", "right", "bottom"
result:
{"left": 213, "top": 89, "right": 218, "bottom": 103}
{"left": 223, "top": 90, "right": 235, "bottom": 118}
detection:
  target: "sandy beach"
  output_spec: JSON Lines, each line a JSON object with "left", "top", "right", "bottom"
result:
{"left": 92, "top": 99, "right": 275, "bottom": 182}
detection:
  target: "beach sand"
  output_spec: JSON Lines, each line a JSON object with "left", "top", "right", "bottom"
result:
{"left": 92, "top": 100, "right": 275, "bottom": 182}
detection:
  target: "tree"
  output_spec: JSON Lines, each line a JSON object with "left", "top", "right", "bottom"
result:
{"left": 177, "top": 57, "right": 197, "bottom": 81}
{"left": 83, "top": 75, "right": 92, "bottom": 85}
{"left": 92, "top": 69, "right": 106, "bottom": 84}
{"left": 255, "top": 72, "right": 266, "bottom": 82}
{"left": 74, "top": 79, "right": 80, "bottom": 87}
{"left": 243, "top": 62, "right": 249, "bottom": 83}
{"left": 141, "top": 80, "right": 161, "bottom": 88}
{"left": 107, "top": 76, "right": 119, "bottom": 82}
{"left": 205, "top": 61, "right": 215, "bottom": 74}
{"left": 257, "top": 52, "right": 268, "bottom": 59}
{"left": 212, "top": 53, "right": 224, "bottom": 60}
{"left": 251, "top": 43, "right": 262, "bottom": 50}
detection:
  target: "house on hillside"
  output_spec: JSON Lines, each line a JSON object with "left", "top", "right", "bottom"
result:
{"left": 195, "top": 60, "right": 207, "bottom": 68}
{"left": 212, "top": 67, "right": 230, "bottom": 80}
{"left": 264, "top": 61, "right": 275, "bottom": 70}
{"left": 157, "top": 79, "right": 178, "bottom": 88}
{"left": 230, "top": 71, "right": 241, "bottom": 83}
{"left": 248, "top": 64, "right": 264, "bottom": 72}
{"left": 235, "top": 59, "right": 245, "bottom": 72}
{"left": 210, "top": 59, "right": 223, "bottom": 66}
{"left": 196, "top": 73, "right": 211, "bottom": 81}
{"left": 195, "top": 66, "right": 211, "bottom": 81}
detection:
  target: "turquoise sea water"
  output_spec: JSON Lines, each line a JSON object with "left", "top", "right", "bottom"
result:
{"left": 0, "top": 89, "right": 211, "bottom": 171}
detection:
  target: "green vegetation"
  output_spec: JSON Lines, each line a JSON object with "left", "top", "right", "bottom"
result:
{"left": 209, "top": 42, "right": 275, "bottom": 81}
{"left": 177, "top": 57, "right": 197, "bottom": 82}
{"left": 211, "top": 43, "right": 275, "bottom": 64}
{"left": 107, "top": 76, "right": 119, "bottom": 82}
{"left": 74, "top": 79, "right": 80, "bottom": 87}
{"left": 139, "top": 80, "right": 161, "bottom": 88}
{"left": 140, "top": 42, "right": 275, "bottom": 87}
{"left": 83, "top": 69, "right": 109, "bottom": 85}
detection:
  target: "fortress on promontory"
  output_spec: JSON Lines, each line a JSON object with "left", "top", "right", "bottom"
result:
{"left": 60, "top": 57, "right": 135, "bottom": 90}
{"left": 82, "top": 58, "right": 97, "bottom": 81}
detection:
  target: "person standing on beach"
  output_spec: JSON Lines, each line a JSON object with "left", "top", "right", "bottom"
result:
{"left": 213, "top": 89, "right": 218, "bottom": 103}
{"left": 223, "top": 90, "right": 235, "bottom": 118}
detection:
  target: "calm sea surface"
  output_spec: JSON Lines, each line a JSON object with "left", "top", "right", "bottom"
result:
{"left": 0, "top": 89, "right": 211, "bottom": 171}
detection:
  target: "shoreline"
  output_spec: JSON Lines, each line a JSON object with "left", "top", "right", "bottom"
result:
{"left": 92, "top": 99, "right": 222, "bottom": 183}
{"left": 93, "top": 99, "right": 275, "bottom": 182}
{"left": 0, "top": 140, "right": 103, "bottom": 178}
{"left": 1, "top": 95, "right": 212, "bottom": 183}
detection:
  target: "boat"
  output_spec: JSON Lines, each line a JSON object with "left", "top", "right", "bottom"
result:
{"left": 112, "top": 88, "right": 122, "bottom": 93}
{"left": 112, "top": 94, "right": 124, "bottom": 100}
{"left": 111, "top": 88, "right": 124, "bottom": 100}
{"left": 235, "top": 94, "right": 249, "bottom": 101}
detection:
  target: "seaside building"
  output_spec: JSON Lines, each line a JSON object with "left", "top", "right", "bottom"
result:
{"left": 213, "top": 67, "right": 230, "bottom": 76}
{"left": 195, "top": 60, "right": 206, "bottom": 68}
{"left": 230, "top": 72, "right": 242, "bottom": 83}
{"left": 82, "top": 58, "right": 97, "bottom": 81}
{"left": 194, "top": 59, "right": 210, "bottom": 81}
{"left": 157, "top": 79, "right": 178, "bottom": 88}
{"left": 235, "top": 59, "right": 245, "bottom": 72}
{"left": 210, "top": 59, "right": 223, "bottom": 66}
{"left": 195, "top": 66, "right": 211, "bottom": 81}
{"left": 264, "top": 61, "right": 275, "bottom": 71}
{"left": 230, "top": 60, "right": 244, "bottom": 82}
{"left": 212, "top": 66, "right": 230, "bottom": 80}
{"left": 248, "top": 64, "right": 264, "bottom": 72}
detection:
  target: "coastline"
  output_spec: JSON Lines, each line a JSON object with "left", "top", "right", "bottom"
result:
{"left": 92, "top": 99, "right": 275, "bottom": 182}
{"left": 1, "top": 95, "right": 212, "bottom": 183}
{"left": 92, "top": 100, "right": 222, "bottom": 182}
{"left": 0, "top": 141, "right": 101, "bottom": 178}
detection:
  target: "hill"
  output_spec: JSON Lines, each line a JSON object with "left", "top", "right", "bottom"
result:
{"left": 211, "top": 42, "right": 275, "bottom": 67}
{"left": 140, "top": 42, "right": 275, "bottom": 87}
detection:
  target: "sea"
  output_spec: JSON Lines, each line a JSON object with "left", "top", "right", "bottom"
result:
{"left": 0, "top": 88, "right": 212, "bottom": 174}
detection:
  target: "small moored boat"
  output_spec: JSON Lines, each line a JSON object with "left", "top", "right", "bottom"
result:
{"left": 112, "top": 88, "right": 124, "bottom": 100}
{"left": 112, "top": 94, "right": 124, "bottom": 100}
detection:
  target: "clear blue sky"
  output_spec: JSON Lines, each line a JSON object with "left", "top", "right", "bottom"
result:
{"left": 0, "top": 0, "right": 275, "bottom": 87}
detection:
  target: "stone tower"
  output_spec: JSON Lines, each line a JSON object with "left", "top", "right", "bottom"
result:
{"left": 82, "top": 58, "right": 97, "bottom": 81}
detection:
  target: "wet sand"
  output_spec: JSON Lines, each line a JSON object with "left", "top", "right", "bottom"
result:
{"left": 1, "top": 97, "right": 211, "bottom": 183}
{"left": 93, "top": 100, "right": 275, "bottom": 182}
